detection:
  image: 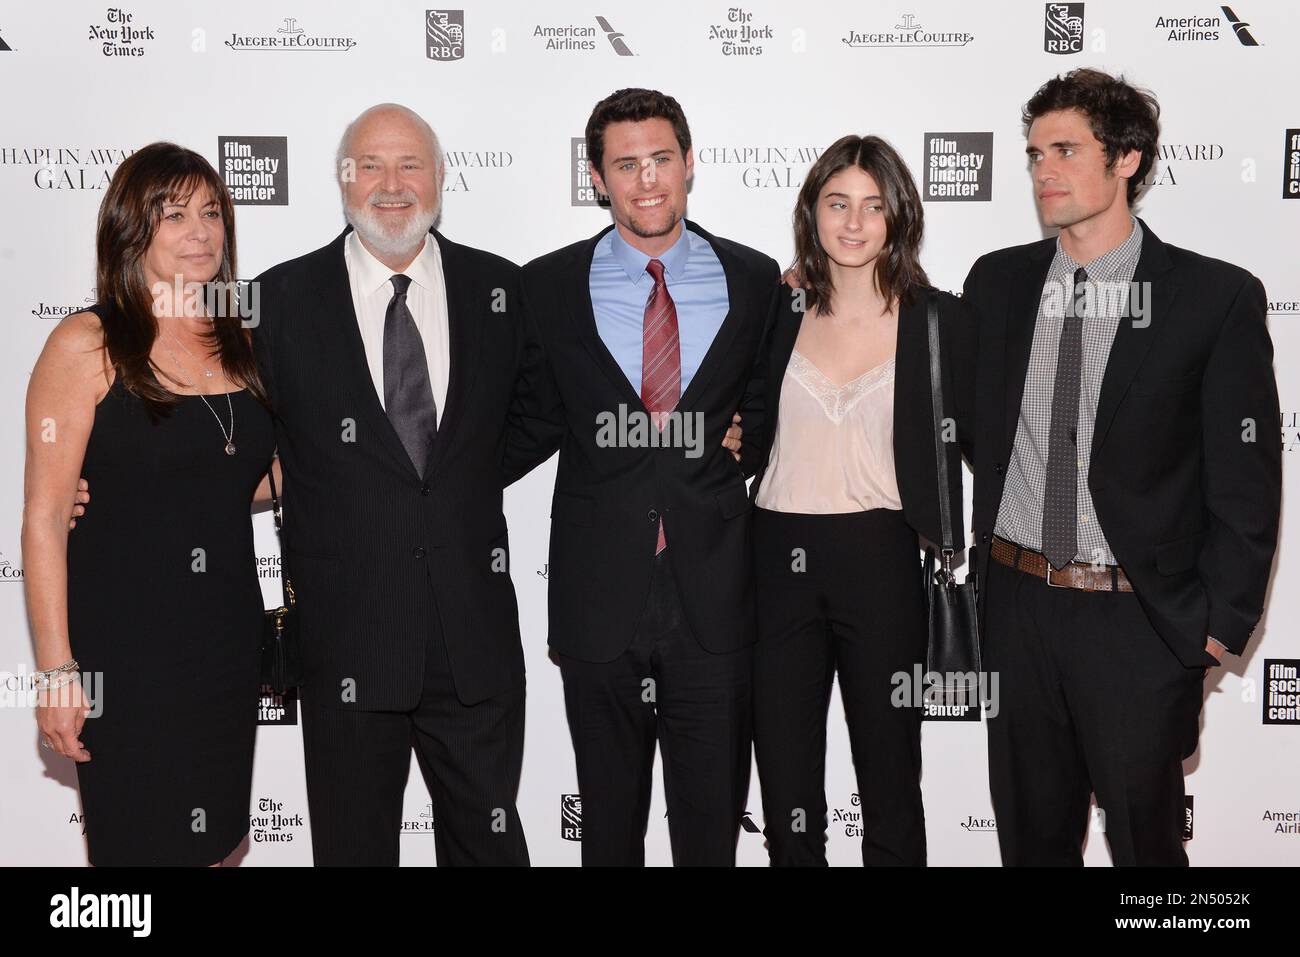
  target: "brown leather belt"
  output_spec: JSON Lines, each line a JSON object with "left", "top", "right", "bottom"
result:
{"left": 990, "top": 535, "right": 1133, "bottom": 592}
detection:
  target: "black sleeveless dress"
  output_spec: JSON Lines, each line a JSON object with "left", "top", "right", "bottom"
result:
{"left": 67, "top": 304, "right": 276, "bottom": 866}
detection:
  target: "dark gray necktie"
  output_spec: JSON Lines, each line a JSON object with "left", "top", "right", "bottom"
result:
{"left": 382, "top": 274, "right": 438, "bottom": 477}
{"left": 1042, "top": 266, "right": 1088, "bottom": 569}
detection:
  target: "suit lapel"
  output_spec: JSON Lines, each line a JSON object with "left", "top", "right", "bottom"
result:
{"left": 893, "top": 291, "right": 924, "bottom": 453}
{"left": 677, "top": 220, "right": 744, "bottom": 410}
{"left": 1091, "top": 220, "right": 1175, "bottom": 455}
{"left": 315, "top": 228, "right": 417, "bottom": 478}
{"left": 564, "top": 224, "right": 647, "bottom": 412}
{"left": 423, "top": 229, "right": 481, "bottom": 476}
{"left": 1002, "top": 242, "right": 1055, "bottom": 456}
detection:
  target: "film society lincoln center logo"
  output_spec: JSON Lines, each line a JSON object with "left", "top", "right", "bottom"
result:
{"left": 923, "top": 133, "right": 993, "bottom": 202}
{"left": 572, "top": 137, "right": 608, "bottom": 207}
{"left": 1263, "top": 659, "right": 1300, "bottom": 725}
{"left": 1284, "top": 129, "right": 1300, "bottom": 199}
{"left": 218, "top": 136, "right": 288, "bottom": 206}
{"left": 427, "top": 10, "right": 464, "bottom": 60}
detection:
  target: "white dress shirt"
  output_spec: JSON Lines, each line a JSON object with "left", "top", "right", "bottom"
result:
{"left": 343, "top": 230, "right": 450, "bottom": 426}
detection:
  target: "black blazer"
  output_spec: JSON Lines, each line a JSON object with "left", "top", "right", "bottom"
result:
{"left": 506, "top": 220, "right": 782, "bottom": 662}
{"left": 252, "top": 227, "right": 527, "bottom": 709}
{"left": 747, "top": 284, "right": 974, "bottom": 551}
{"left": 962, "top": 219, "right": 1281, "bottom": 667}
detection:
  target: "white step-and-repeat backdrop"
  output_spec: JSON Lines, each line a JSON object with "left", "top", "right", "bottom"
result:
{"left": 2, "top": 0, "right": 1297, "bottom": 866}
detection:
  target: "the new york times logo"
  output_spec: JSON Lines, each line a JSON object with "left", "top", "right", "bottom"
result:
{"left": 426, "top": 10, "right": 464, "bottom": 60}
{"left": 1044, "top": 3, "right": 1084, "bottom": 54}
{"left": 50, "top": 887, "right": 150, "bottom": 937}
{"left": 251, "top": 796, "right": 304, "bottom": 843}
{"left": 561, "top": 794, "right": 582, "bottom": 841}
{"left": 830, "top": 793, "right": 864, "bottom": 837}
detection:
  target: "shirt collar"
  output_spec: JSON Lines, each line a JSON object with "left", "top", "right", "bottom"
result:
{"left": 1054, "top": 216, "right": 1143, "bottom": 281}
{"left": 347, "top": 229, "right": 441, "bottom": 297}
{"left": 608, "top": 223, "right": 691, "bottom": 284}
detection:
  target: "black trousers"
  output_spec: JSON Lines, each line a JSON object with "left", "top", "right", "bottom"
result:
{"left": 751, "top": 506, "right": 928, "bottom": 866}
{"left": 300, "top": 611, "right": 529, "bottom": 866}
{"left": 556, "top": 549, "right": 753, "bottom": 866}
{"left": 983, "top": 552, "right": 1205, "bottom": 866}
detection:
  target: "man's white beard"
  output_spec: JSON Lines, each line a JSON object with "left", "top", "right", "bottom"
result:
{"left": 346, "top": 191, "right": 439, "bottom": 257}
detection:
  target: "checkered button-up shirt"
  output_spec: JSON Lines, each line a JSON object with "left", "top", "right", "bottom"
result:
{"left": 994, "top": 217, "right": 1144, "bottom": 566}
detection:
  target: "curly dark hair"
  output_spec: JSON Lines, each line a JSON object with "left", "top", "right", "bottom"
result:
{"left": 1023, "top": 68, "right": 1161, "bottom": 205}
{"left": 585, "top": 88, "right": 692, "bottom": 178}
{"left": 791, "top": 134, "right": 929, "bottom": 316}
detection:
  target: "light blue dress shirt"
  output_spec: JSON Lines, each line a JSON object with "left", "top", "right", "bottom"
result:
{"left": 588, "top": 224, "right": 730, "bottom": 399}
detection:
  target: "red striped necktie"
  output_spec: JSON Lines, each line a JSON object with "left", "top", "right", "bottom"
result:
{"left": 641, "top": 258, "right": 680, "bottom": 555}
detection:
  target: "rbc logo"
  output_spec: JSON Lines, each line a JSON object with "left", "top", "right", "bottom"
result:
{"left": 1044, "top": 3, "right": 1084, "bottom": 55}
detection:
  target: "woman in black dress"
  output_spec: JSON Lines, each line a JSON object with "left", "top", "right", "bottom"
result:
{"left": 23, "top": 142, "right": 276, "bottom": 866}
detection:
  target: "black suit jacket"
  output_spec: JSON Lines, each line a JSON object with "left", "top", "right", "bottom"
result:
{"left": 962, "top": 219, "right": 1281, "bottom": 667}
{"left": 253, "top": 227, "right": 526, "bottom": 708}
{"left": 747, "top": 284, "right": 974, "bottom": 550}
{"left": 506, "top": 220, "right": 781, "bottom": 662}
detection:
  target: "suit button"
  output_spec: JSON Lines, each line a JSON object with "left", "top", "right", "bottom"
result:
{"left": 420, "top": 484, "right": 431, "bottom": 496}
{"left": 413, "top": 546, "right": 426, "bottom": 559}
{"left": 994, "top": 463, "right": 1004, "bottom": 475}
{"left": 647, "top": 508, "right": 659, "bottom": 523}
{"left": 981, "top": 533, "right": 990, "bottom": 543}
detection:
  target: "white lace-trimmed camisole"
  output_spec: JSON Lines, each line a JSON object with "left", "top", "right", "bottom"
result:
{"left": 754, "top": 349, "right": 902, "bottom": 514}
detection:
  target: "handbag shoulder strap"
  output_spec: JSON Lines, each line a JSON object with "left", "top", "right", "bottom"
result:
{"left": 268, "top": 462, "right": 282, "bottom": 531}
{"left": 266, "top": 460, "right": 294, "bottom": 605}
{"left": 925, "top": 291, "right": 954, "bottom": 554}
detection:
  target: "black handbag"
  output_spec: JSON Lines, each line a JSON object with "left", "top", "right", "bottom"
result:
{"left": 260, "top": 464, "right": 302, "bottom": 693}
{"left": 922, "top": 292, "right": 981, "bottom": 690}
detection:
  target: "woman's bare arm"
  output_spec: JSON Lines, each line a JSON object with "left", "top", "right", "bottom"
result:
{"left": 251, "top": 455, "right": 282, "bottom": 506}
{"left": 23, "top": 311, "right": 108, "bottom": 760}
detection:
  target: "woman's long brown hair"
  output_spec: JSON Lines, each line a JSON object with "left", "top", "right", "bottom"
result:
{"left": 95, "top": 141, "right": 269, "bottom": 418}
{"left": 791, "top": 134, "right": 929, "bottom": 315}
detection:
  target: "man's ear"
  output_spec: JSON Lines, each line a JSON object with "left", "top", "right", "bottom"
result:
{"left": 435, "top": 160, "right": 446, "bottom": 191}
{"left": 684, "top": 147, "right": 695, "bottom": 183}
{"left": 1114, "top": 148, "right": 1141, "bottom": 185}
{"left": 590, "top": 162, "right": 608, "bottom": 198}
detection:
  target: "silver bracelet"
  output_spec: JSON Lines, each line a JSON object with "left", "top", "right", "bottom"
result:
{"left": 33, "top": 658, "right": 79, "bottom": 691}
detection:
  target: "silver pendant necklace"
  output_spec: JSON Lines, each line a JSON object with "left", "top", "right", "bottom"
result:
{"left": 161, "top": 327, "right": 237, "bottom": 455}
